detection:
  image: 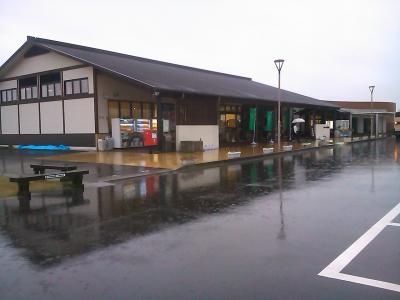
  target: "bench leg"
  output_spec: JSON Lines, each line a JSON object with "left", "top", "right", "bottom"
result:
{"left": 71, "top": 186, "right": 84, "bottom": 204}
{"left": 17, "top": 181, "right": 31, "bottom": 212}
{"left": 61, "top": 175, "right": 84, "bottom": 191}
{"left": 71, "top": 174, "right": 83, "bottom": 187}
{"left": 17, "top": 181, "right": 31, "bottom": 199}
{"left": 18, "top": 196, "right": 31, "bottom": 212}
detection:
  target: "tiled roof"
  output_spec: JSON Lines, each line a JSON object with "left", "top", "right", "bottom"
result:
{"left": 2, "top": 36, "right": 339, "bottom": 108}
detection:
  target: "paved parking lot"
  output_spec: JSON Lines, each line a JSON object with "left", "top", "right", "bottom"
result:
{"left": 0, "top": 139, "right": 399, "bottom": 299}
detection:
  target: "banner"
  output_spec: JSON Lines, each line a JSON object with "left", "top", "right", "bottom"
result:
{"left": 265, "top": 111, "right": 273, "bottom": 131}
{"left": 248, "top": 107, "right": 256, "bottom": 130}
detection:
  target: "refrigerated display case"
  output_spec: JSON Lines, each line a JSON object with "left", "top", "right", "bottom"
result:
{"left": 136, "top": 119, "right": 150, "bottom": 132}
{"left": 112, "top": 118, "right": 157, "bottom": 148}
{"left": 112, "top": 118, "right": 135, "bottom": 148}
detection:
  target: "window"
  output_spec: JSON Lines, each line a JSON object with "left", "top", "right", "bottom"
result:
{"left": 107, "top": 100, "right": 157, "bottom": 131}
{"left": 0, "top": 88, "right": 18, "bottom": 102}
{"left": 20, "top": 88, "right": 26, "bottom": 100}
{"left": 65, "top": 81, "right": 72, "bottom": 95}
{"left": 26, "top": 87, "right": 32, "bottom": 99}
{"left": 19, "top": 85, "right": 38, "bottom": 100}
{"left": 73, "top": 80, "right": 80, "bottom": 94}
{"left": 120, "top": 102, "right": 131, "bottom": 119}
{"left": 19, "top": 76, "right": 38, "bottom": 100}
{"left": 64, "top": 78, "right": 89, "bottom": 95}
{"left": 40, "top": 72, "right": 62, "bottom": 98}
{"left": 20, "top": 87, "right": 37, "bottom": 100}
{"left": 41, "top": 85, "right": 48, "bottom": 98}
{"left": 219, "top": 104, "right": 242, "bottom": 129}
{"left": 131, "top": 102, "right": 141, "bottom": 119}
{"left": 7, "top": 90, "right": 12, "bottom": 101}
{"left": 48, "top": 84, "right": 55, "bottom": 97}
{"left": 143, "top": 103, "right": 152, "bottom": 119}
{"left": 41, "top": 83, "right": 62, "bottom": 98}
{"left": 55, "top": 83, "right": 61, "bottom": 96}
{"left": 32, "top": 86, "right": 37, "bottom": 99}
{"left": 81, "top": 79, "right": 88, "bottom": 93}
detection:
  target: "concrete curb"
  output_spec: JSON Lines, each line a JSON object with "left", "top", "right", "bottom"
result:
{"left": 103, "top": 137, "right": 393, "bottom": 181}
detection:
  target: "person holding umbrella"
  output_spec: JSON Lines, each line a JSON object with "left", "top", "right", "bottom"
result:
{"left": 292, "top": 118, "right": 305, "bottom": 143}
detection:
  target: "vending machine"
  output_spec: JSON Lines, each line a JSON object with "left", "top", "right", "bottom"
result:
{"left": 111, "top": 118, "right": 135, "bottom": 148}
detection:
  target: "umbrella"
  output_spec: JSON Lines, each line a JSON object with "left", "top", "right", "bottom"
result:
{"left": 292, "top": 118, "right": 305, "bottom": 123}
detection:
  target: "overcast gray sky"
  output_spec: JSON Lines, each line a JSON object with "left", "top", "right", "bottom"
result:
{"left": 1, "top": 0, "right": 399, "bottom": 108}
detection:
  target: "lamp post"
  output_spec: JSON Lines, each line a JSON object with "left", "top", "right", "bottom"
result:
{"left": 369, "top": 85, "right": 375, "bottom": 138}
{"left": 274, "top": 59, "right": 284, "bottom": 147}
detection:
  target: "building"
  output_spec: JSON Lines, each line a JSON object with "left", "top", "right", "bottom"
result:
{"left": 0, "top": 36, "right": 339, "bottom": 150}
{"left": 329, "top": 101, "right": 396, "bottom": 138}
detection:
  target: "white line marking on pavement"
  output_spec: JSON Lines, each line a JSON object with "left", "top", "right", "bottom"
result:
{"left": 318, "top": 202, "right": 400, "bottom": 293}
{"left": 388, "top": 222, "right": 400, "bottom": 227}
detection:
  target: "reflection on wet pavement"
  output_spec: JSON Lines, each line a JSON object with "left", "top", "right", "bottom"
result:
{"left": 0, "top": 140, "right": 399, "bottom": 299}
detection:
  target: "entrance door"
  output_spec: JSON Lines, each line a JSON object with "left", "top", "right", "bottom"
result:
{"left": 161, "top": 103, "right": 176, "bottom": 151}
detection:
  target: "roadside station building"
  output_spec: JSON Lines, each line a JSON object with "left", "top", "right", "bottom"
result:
{"left": 0, "top": 36, "right": 341, "bottom": 151}
{"left": 330, "top": 101, "right": 396, "bottom": 138}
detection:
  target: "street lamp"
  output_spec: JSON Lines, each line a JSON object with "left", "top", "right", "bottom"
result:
{"left": 274, "top": 59, "right": 284, "bottom": 147}
{"left": 369, "top": 85, "right": 375, "bottom": 138}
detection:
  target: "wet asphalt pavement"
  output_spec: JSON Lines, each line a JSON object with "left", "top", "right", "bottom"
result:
{"left": 0, "top": 139, "right": 399, "bottom": 299}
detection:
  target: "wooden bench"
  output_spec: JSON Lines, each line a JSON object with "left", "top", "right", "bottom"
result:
{"left": 30, "top": 163, "right": 77, "bottom": 174}
{"left": 9, "top": 170, "right": 89, "bottom": 200}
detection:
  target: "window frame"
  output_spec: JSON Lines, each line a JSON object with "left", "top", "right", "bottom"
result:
{"left": 40, "top": 81, "right": 62, "bottom": 99}
{"left": 0, "top": 88, "right": 18, "bottom": 103}
{"left": 64, "top": 77, "right": 89, "bottom": 96}
{"left": 19, "top": 85, "right": 38, "bottom": 101}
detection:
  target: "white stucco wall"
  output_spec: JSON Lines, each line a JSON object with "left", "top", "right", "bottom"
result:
{"left": 176, "top": 125, "right": 219, "bottom": 151}
{"left": 0, "top": 80, "right": 17, "bottom": 91}
{"left": 19, "top": 103, "right": 40, "bottom": 134}
{"left": 1, "top": 105, "right": 19, "bottom": 134}
{"left": 3, "top": 51, "right": 81, "bottom": 78}
{"left": 40, "top": 101, "right": 64, "bottom": 134}
{"left": 64, "top": 98, "right": 95, "bottom": 133}
{"left": 63, "top": 66, "right": 94, "bottom": 93}
{"left": 96, "top": 73, "right": 153, "bottom": 133}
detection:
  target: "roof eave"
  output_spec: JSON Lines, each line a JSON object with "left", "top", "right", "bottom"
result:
{"left": 0, "top": 40, "right": 33, "bottom": 78}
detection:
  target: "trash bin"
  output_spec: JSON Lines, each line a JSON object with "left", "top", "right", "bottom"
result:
{"left": 97, "top": 139, "right": 106, "bottom": 151}
{"left": 105, "top": 137, "right": 114, "bottom": 150}
{"left": 162, "top": 133, "right": 173, "bottom": 152}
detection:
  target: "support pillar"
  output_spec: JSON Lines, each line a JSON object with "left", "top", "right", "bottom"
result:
{"left": 289, "top": 107, "right": 293, "bottom": 141}
{"left": 312, "top": 110, "right": 316, "bottom": 138}
{"left": 349, "top": 113, "right": 353, "bottom": 140}
{"left": 273, "top": 105, "right": 278, "bottom": 143}
{"left": 156, "top": 93, "right": 164, "bottom": 152}
{"left": 333, "top": 110, "right": 337, "bottom": 139}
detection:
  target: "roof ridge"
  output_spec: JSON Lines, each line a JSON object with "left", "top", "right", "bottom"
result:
{"left": 28, "top": 36, "right": 253, "bottom": 81}
{"left": 328, "top": 100, "right": 395, "bottom": 103}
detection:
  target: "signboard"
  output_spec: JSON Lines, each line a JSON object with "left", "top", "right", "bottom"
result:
{"left": 335, "top": 119, "right": 351, "bottom": 137}
{"left": 315, "top": 124, "right": 330, "bottom": 140}
{"left": 336, "top": 120, "right": 349, "bottom": 129}
{"left": 45, "top": 173, "right": 66, "bottom": 180}
{"left": 163, "top": 119, "right": 169, "bottom": 133}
